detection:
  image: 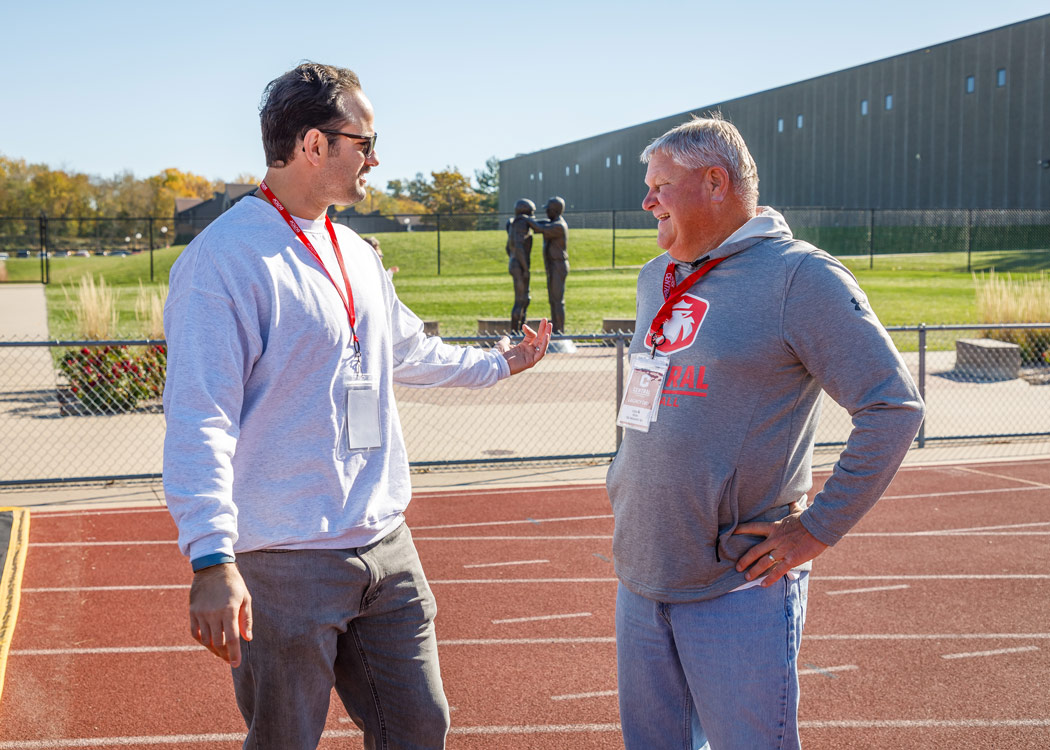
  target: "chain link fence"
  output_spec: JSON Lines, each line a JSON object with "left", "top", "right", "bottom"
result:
{"left": 2, "top": 208, "right": 1047, "bottom": 283}
{"left": 1, "top": 325, "right": 1047, "bottom": 486}
{"left": 0, "top": 216, "right": 175, "bottom": 284}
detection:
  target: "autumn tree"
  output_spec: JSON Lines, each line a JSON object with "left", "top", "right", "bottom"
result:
{"left": 423, "top": 169, "right": 481, "bottom": 214}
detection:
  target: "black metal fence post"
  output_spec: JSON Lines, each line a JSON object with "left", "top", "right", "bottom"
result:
{"left": 868, "top": 209, "right": 875, "bottom": 270}
{"left": 611, "top": 209, "right": 617, "bottom": 269}
{"left": 965, "top": 209, "right": 973, "bottom": 273}
{"left": 435, "top": 213, "right": 442, "bottom": 275}
{"left": 615, "top": 334, "right": 625, "bottom": 450}
{"left": 38, "top": 212, "right": 49, "bottom": 284}
{"left": 917, "top": 324, "right": 926, "bottom": 448}
{"left": 148, "top": 218, "right": 155, "bottom": 282}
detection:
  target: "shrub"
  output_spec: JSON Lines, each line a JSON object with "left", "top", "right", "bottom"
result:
{"left": 58, "top": 344, "right": 166, "bottom": 413}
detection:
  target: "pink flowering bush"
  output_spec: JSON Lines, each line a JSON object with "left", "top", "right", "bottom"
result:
{"left": 58, "top": 344, "right": 166, "bottom": 413}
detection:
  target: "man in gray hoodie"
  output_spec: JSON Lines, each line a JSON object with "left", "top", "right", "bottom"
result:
{"left": 607, "top": 114, "right": 925, "bottom": 749}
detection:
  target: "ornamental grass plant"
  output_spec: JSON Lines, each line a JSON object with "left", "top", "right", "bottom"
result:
{"left": 134, "top": 282, "right": 167, "bottom": 340}
{"left": 64, "top": 274, "right": 117, "bottom": 340}
{"left": 974, "top": 271, "right": 1050, "bottom": 365}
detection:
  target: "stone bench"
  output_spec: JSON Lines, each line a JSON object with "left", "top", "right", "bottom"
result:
{"left": 954, "top": 337, "right": 1021, "bottom": 380}
{"left": 477, "top": 319, "right": 542, "bottom": 336}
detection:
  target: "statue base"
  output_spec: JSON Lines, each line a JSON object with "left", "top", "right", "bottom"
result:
{"left": 547, "top": 339, "right": 577, "bottom": 354}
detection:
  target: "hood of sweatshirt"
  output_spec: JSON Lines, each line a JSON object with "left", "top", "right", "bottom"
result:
{"left": 671, "top": 206, "right": 793, "bottom": 273}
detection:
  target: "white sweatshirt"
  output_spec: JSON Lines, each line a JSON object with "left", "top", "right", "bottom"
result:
{"left": 163, "top": 197, "right": 508, "bottom": 565}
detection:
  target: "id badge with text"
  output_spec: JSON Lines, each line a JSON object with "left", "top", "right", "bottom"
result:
{"left": 616, "top": 354, "right": 669, "bottom": 432}
{"left": 346, "top": 376, "right": 381, "bottom": 451}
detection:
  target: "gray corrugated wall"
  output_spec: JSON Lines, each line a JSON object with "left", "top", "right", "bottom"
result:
{"left": 500, "top": 14, "right": 1049, "bottom": 213}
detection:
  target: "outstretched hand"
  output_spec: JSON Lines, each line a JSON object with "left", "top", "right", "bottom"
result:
{"left": 497, "top": 319, "right": 552, "bottom": 374}
{"left": 733, "top": 499, "right": 828, "bottom": 587}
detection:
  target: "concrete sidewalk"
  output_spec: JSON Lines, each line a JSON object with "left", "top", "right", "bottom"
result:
{"left": 0, "top": 283, "right": 49, "bottom": 338}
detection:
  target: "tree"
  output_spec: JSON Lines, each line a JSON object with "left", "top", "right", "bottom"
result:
{"left": 158, "top": 168, "right": 219, "bottom": 200}
{"left": 405, "top": 173, "right": 429, "bottom": 204}
{"left": 424, "top": 168, "right": 482, "bottom": 215}
{"left": 385, "top": 179, "right": 405, "bottom": 198}
{"left": 474, "top": 156, "right": 500, "bottom": 212}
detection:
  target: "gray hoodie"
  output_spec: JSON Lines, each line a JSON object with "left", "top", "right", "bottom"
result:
{"left": 606, "top": 208, "right": 925, "bottom": 602}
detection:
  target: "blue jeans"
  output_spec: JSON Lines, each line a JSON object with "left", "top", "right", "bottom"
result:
{"left": 616, "top": 573, "right": 809, "bottom": 750}
{"left": 232, "top": 523, "right": 449, "bottom": 749}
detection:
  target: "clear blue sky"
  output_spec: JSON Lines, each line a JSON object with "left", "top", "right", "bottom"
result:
{"left": 2, "top": 1, "right": 1046, "bottom": 189}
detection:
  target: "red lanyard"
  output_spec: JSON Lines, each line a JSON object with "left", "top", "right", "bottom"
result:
{"left": 258, "top": 181, "right": 359, "bottom": 346}
{"left": 648, "top": 255, "right": 727, "bottom": 353}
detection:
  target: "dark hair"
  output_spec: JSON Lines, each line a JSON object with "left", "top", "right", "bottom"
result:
{"left": 259, "top": 62, "right": 361, "bottom": 167}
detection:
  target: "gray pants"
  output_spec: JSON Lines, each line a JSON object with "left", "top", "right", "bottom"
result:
{"left": 232, "top": 523, "right": 449, "bottom": 749}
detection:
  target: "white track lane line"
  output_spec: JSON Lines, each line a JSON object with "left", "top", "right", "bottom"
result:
{"left": 551, "top": 689, "right": 618, "bottom": 700}
{"left": 954, "top": 465, "right": 1050, "bottom": 489}
{"left": 20, "top": 573, "right": 1050, "bottom": 594}
{"left": 414, "top": 514, "right": 612, "bottom": 530}
{"left": 881, "top": 485, "right": 1047, "bottom": 501}
{"left": 799, "top": 719, "right": 1050, "bottom": 729}
{"left": 941, "top": 645, "right": 1040, "bottom": 659}
{"left": 40, "top": 530, "right": 1050, "bottom": 544}
{"left": 5, "top": 719, "right": 1049, "bottom": 747}
{"left": 826, "top": 584, "right": 911, "bottom": 596}
{"left": 13, "top": 633, "right": 1050, "bottom": 657}
{"left": 33, "top": 507, "right": 169, "bottom": 519}
{"left": 492, "top": 612, "right": 592, "bottom": 625}
{"left": 0, "top": 724, "right": 625, "bottom": 749}
{"left": 463, "top": 559, "right": 549, "bottom": 568}
{"left": 798, "top": 664, "right": 859, "bottom": 677}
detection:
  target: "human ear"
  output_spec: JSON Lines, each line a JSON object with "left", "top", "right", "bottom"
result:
{"left": 708, "top": 166, "right": 731, "bottom": 203}
{"left": 300, "top": 129, "right": 326, "bottom": 165}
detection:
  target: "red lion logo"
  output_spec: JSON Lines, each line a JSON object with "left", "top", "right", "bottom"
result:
{"left": 645, "top": 294, "right": 710, "bottom": 354}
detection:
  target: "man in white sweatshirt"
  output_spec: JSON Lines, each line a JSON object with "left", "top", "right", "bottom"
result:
{"left": 162, "top": 63, "right": 550, "bottom": 749}
{"left": 607, "top": 115, "right": 924, "bottom": 748}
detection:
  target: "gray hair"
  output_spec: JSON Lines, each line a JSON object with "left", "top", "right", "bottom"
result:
{"left": 641, "top": 113, "right": 759, "bottom": 207}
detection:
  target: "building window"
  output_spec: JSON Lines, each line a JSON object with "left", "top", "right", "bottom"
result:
{"left": 777, "top": 117, "right": 784, "bottom": 132}
{"left": 529, "top": 174, "right": 534, "bottom": 181}
{"left": 860, "top": 99, "right": 868, "bottom": 115}
{"left": 796, "top": 114, "right": 803, "bottom": 129}
{"left": 885, "top": 94, "right": 893, "bottom": 110}
{"left": 617, "top": 154, "right": 622, "bottom": 165}
{"left": 997, "top": 68, "right": 1006, "bottom": 87}
{"left": 966, "top": 75, "right": 975, "bottom": 93}
{"left": 575, "top": 164, "right": 580, "bottom": 174}
{"left": 606, "top": 157, "right": 611, "bottom": 168}
{"left": 538, "top": 171, "right": 542, "bottom": 180}
{"left": 565, "top": 166, "right": 570, "bottom": 176}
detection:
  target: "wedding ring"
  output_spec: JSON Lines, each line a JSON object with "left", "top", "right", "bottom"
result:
{"left": 766, "top": 553, "right": 778, "bottom": 565}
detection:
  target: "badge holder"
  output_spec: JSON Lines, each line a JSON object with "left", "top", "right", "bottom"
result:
{"left": 616, "top": 353, "right": 669, "bottom": 432}
{"left": 346, "top": 375, "right": 381, "bottom": 450}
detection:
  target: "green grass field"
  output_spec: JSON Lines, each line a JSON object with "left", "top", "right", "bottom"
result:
{"left": 4, "top": 227, "right": 1046, "bottom": 341}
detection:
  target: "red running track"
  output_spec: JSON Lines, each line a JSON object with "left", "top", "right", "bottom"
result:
{"left": 1, "top": 458, "right": 1048, "bottom": 749}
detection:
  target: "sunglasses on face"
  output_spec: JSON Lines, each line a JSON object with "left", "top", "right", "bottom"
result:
{"left": 319, "top": 130, "right": 378, "bottom": 158}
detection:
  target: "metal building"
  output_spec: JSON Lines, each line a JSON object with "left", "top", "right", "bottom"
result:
{"left": 500, "top": 14, "right": 1050, "bottom": 213}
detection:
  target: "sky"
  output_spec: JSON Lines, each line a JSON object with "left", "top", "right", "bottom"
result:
{"left": 2, "top": 1, "right": 1048, "bottom": 191}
